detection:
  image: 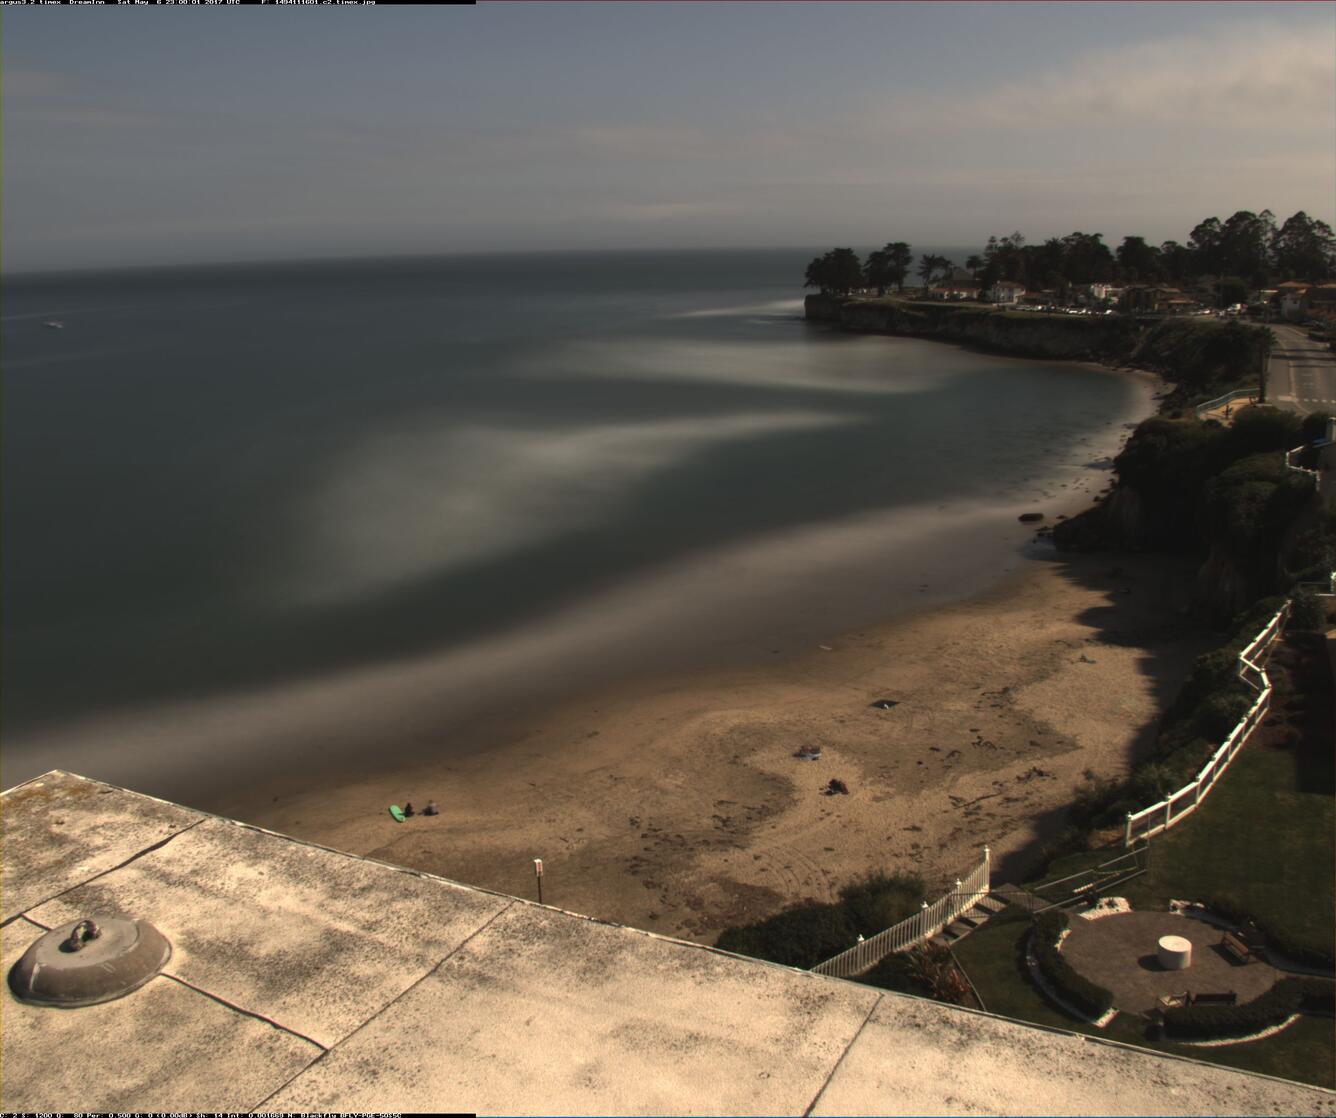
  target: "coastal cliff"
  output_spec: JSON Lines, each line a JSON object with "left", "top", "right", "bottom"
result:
{"left": 804, "top": 294, "right": 1138, "bottom": 362}
{"left": 804, "top": 295, "right": 1270, "bottom": 398}
{"left": 805, "top": 295, "right": 1325, "bottom": 621}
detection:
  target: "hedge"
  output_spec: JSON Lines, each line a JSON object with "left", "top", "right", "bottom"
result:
{"left": 1200, "top": 897, "right": 1336, "bottom": 970}
{"left": 1030, "top": 910, "right": 1115, "bottom": 1018}
{"left": 1160, "top": 976, "right": 1335, "bottom": 1039}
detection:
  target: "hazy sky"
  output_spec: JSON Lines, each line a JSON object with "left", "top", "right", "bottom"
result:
{"left": 3, "top": 2, "right": 1333, "bottom": 272}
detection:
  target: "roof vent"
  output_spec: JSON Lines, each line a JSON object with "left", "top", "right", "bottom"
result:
{"left": 8, "top": 916, "right": 171, "bottom": 1008}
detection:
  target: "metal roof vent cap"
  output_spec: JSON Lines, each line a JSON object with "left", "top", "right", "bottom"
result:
{"left": 8, "top": 916, "right": 171, "bottom": 1008}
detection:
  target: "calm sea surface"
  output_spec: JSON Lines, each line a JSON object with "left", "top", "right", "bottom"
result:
{"left": 2, "top": 249, "right": 1148, "bottom": 800}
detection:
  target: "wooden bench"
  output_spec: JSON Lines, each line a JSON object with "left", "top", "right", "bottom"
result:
{"left": 1220, "top": 931, "right": 1258, "bottom": 964}
{"left": 1190, "top": 991, "right": 1238, "bottom": 1007}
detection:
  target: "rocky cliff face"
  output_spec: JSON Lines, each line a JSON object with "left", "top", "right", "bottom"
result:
{"left": 804, "top": 295, "right": 1141, "bottom": 363}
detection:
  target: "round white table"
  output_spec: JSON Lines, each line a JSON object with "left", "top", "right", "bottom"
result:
{"left": 1157, "top": 934, "right": 1193, "bottom": 970}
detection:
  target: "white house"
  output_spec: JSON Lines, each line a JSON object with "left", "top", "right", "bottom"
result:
{"left": 1277, "top": 281, "right": 1311, "bottom": 321}
{"left": 986, "top": 280, "right": 1026, "bottom": 305}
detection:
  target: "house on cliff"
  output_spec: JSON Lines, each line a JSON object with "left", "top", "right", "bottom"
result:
{"left": 1118, "top": 285, "right": 1201, "bottom": 316}
{"left": 986, "top": 280, "right": 1025, "bottom": 305}
{"left": 1306, "top": 284, "right": 1336, "bottom": 322}
{"left": 1277, "top": 280, "right": 1313, "bottom": 321}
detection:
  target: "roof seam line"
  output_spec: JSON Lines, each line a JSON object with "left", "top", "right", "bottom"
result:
{"left": 801, "top": 990, "right": 883, "bottom": 1117}
{"left": 7, "top": 818, "right": 207, "bottom": 923}
{"left": 247, "top": 899, "right": 518, "bottom": 1113}
{"left": 161, "top": 972, "right": 327, "bottom": 1051}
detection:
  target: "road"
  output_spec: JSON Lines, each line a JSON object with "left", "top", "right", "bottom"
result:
{"left": 1267, "top": 323, "right": 1336, "bottom": 415}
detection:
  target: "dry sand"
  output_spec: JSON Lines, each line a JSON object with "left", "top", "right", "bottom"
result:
{"left": 219, "top": 547, "right": 1210, "bottom": 947}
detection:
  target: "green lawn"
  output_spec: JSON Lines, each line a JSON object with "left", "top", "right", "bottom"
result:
{"left": 1119, "top": 745, "right": 1334, "bottom": 962}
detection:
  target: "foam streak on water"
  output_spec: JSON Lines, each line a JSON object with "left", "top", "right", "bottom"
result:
{"left": 1, "top": 250, "right": 1153, "bottom": 799}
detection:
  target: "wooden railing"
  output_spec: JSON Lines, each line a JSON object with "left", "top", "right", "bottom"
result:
{"left": 811, "top": 848, "right": 990, "bottom": 979}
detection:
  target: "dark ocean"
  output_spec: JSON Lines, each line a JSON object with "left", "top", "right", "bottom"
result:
{"left": 2, "top": 249, "right": 1149, "bottom": 801}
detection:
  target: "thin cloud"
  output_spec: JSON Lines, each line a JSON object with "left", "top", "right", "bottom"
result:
{"left": 603, "top": 201, "right": 745, "bottom": 222}
{"left": 966, "top": 24, "right": 1334, "bottom": 131}
{"left": 9, "top": 106, "right": 160, "bottom": 129}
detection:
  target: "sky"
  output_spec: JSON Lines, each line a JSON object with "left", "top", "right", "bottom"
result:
{"left": 3, "top": 1, "right": 1334, "bottom": 273}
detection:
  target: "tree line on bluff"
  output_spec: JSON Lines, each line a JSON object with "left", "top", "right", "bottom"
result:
{"left": 804, "top": 210, "right": 1336, "bottom": 299}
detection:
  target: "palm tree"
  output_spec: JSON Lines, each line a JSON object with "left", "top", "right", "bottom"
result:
{"left": 918, "top": 254, "right": 937, "bottom": 289}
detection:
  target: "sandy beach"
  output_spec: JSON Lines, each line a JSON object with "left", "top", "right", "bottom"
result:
{"left": 216, "top": 542, "right": 1209, "bottom": 948}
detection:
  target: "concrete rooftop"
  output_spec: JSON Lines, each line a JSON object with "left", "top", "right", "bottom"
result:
{"left": 3, "top": 770, "right": 1333, "bottom": 1115}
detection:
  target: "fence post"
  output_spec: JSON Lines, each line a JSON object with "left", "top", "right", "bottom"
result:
{"left": 1124, "top": 812, "right": 1132, "bottom": 849}
{"left": 1164, "top": 798, "right": 1172, "bottom": 832}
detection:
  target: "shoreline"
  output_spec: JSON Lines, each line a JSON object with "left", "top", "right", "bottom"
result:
{"left": 205, "top": 355, "right": 1200, "bottom": 946}
{"left": 214, "top": 547, "right": 1208, "bottom": 945}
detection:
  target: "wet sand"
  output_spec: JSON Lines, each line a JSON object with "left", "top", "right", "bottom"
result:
{"left": 215, "top": 547, "right": 1209, "bottom": 947}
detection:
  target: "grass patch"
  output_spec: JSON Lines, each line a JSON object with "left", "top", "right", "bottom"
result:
{"left": 1116, "top": 708, "right": 1334, "bottom": 965}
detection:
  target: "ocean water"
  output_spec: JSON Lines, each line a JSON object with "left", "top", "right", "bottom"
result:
{"left": 2, "top": 249, "right": 1147, "bottom": 800}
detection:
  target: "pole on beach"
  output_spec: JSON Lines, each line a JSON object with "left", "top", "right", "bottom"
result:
{"left": 534, "top": 858, "right": 544, "bottom": 905}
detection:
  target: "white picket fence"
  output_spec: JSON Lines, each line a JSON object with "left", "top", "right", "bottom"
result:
{"left": 1123, "top": 562, "right": 1335, "bottom": 847}
{"left": 1123, "top": 602, "right": 1285, "bottom": 848}
{"left": 810, "top": 847, "right": 990, "bottom": 979}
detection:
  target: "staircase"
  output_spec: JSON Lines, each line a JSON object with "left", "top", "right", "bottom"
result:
{"left": 928, "top": 889, "right": 1016, "bottom": 949}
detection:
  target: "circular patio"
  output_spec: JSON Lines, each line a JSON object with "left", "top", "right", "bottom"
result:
{"left": 1059, "top": 909, "right": 1280, "bottom": 1016}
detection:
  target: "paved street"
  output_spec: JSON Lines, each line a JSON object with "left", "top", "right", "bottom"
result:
{"left": 1268, "top": 323, "right": 1336, "bottom": 415}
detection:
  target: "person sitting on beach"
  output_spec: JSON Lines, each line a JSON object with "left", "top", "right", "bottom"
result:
{"left": 423, "top": 800, "right": 439, "bottom": 816}
{"left": 403, "top": 802, "right": 415, "bottom": 817}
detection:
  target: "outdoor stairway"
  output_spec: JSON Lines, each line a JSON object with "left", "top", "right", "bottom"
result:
{"left": 928, "top": 890, "right": 1012, "bottom": 949}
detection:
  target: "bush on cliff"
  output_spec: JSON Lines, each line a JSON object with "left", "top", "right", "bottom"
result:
{"left": 714, "top": 871, "right": 927, "bottom": 970}
{"left": 1060, "top": 600, "right": 1268, "bottom": 837}
{"left": 1290, "top": 590, "right": 1325, "bottom": 631}
{"left": 714, "top": 902, "right": 857, "bottom": 970}
{"left": 1133, "top": 318, "right": 1272, "bottom": 405}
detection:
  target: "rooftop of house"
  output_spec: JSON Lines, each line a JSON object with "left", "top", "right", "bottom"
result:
{"left": 4, "top": 770, "right": 1334, "bottom": 1115}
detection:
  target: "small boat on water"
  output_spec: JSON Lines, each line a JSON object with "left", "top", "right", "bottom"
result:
{"left": 43, "top": 321, "right": 65, "bottom": 330}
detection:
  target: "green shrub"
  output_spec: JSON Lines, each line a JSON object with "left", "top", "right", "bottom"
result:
{"left": 1300, "top": 411, "right": 1333, "bottom": 446}
{"left": 1300, "top": 976, "right": 1335, "bottom": 1014}
{"left": 1168, "top": 649, "right": 1243, "bottom": 720}
{"left": 715, "top": 870, "right": 928, "bottom": 970}
{"left": 1226, "top": 595, "right": 1289, "bottom": 651}
{"left": 857, "top": 950, "right": 925, "bottom": 996}
{"left": 1220, "top": 408, "right": 1303, "bottom": 461}
{"left": 714, "top": 901, "right": 856, "bottom": 970}
{"left": 1030, "top": 910, "right": 1115, "bottom": 1018}
{"left": 1163, "top": 977, "right": 1303, "bottom": 1039}
{"left": 837, "top": 871, "right": 927, "bottom": 938}
{"left": 1290, "top": 590, "right": 1325, "bottom": 632}
{"left": 1193, "top": 691, "right": 1253, "bottom": 742}
{"left": 1199, "top": 898, "right": 1336, "bottom": 969}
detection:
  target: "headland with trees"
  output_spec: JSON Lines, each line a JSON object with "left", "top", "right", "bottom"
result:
{"left": 803, "top": 210, "right": 1336, "bottom": 313}
{"left": 711, "top": 207, "right": 1336, "bottom": 1085}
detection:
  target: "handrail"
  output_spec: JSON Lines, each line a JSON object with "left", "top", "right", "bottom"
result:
{"left": 1194, "top": 388, "right": 1259, "bottom": 418}
{"left": 811, "top": 847, "right": 990, "bottom": 979}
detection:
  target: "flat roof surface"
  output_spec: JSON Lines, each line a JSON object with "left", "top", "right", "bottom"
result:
{"left": 3, "top": 770, "right": 1333, "bottom": 1116}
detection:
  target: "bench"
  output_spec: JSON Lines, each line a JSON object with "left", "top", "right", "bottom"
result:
{"left": 1190, "top": 991, "right": 1238, "bottom": 1007}
{"left": 1220, "top": 931, "right": 1258, "bottom": 964}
